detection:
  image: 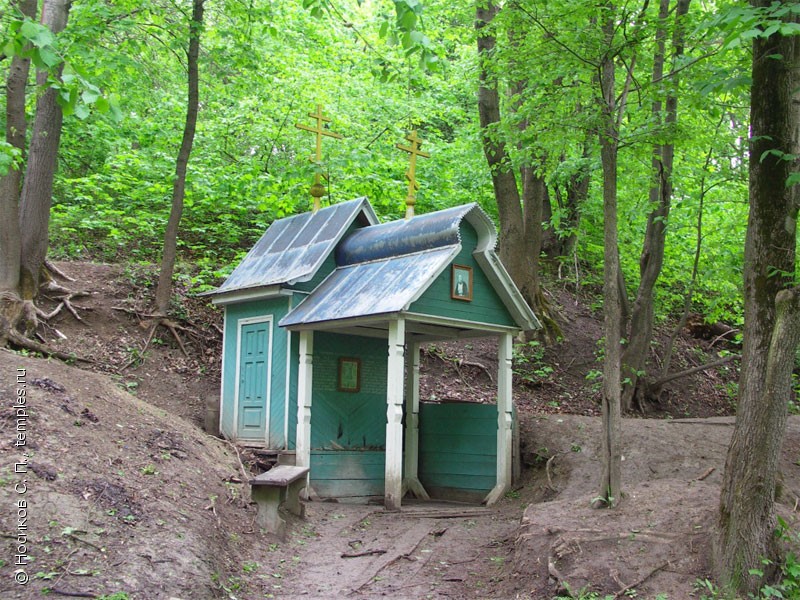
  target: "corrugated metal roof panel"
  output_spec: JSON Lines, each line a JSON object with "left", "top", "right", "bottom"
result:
{"left": 207, "top": 197, "right": 377, "bottom": 295}
{"left": 280, "top": 247, "right": 457, "bottom": 326}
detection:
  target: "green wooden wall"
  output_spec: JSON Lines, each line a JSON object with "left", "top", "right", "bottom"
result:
{"left": 310, "top": 451, "right": 385, "bottom": 500}
{"left": 221, "top": 296, "right": 291, "bottom": 445}
{"left": 418, "top": 402, "right": 497, "bottom": 502}
{"left": 409, "top": 221, "right": 517, "bottom": 328}
{"left": 309, "top": 332, "right": 387, "bottom": 449}
{"left": 297, "top": 331, "right": 388, "bottom": 500}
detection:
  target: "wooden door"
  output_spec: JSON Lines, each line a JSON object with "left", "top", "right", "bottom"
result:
{"left": 237, "top": 321, "right": 270, "bottom": 440}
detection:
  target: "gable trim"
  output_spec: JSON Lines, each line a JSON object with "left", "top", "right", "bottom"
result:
{"left": 210, "top": 285, "right": 290, "bottom": 305}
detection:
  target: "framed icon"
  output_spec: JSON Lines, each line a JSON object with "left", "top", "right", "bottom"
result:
{"left": 338, "top": 357, "right": 361, "bottom": 392}
{"left": 451, "top": 264, "right": 473, "bottom": 301}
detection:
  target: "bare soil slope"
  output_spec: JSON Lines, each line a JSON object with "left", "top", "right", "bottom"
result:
{"left": 501, "top": 415, "right": 800, "bottom": 599}
{"left": 0, "top": 351, "right": 249, "bottom": 599}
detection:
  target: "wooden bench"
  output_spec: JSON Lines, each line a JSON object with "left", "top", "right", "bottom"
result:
{"left": 249, "top": 465, "right": 309, "bottom": 537}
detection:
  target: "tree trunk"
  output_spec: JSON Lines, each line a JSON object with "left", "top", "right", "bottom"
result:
{"left": 476, "top": 3, "right": 528, "bottom": 284}
{"left": 716, "top": 288, "right": 800, "bottom": 592}
{"left": 621, "top": 0, "right": 690, "bottom": 411}
{"left": 546, "top": 143, "right": 591, "bottom": 261}
{"left": 18, "top": 0, "right": 71, "bottom": 301}
{"left": 651, "top": 140, "right": 717, "bottom": 400}
{"left": 476, "top": 3, "right": 559, "bottom": 339}
{"left": 0, "top": 0, "right": 37, "bottom": 343}
{"left": 716, "top": 3, "right": 799, "bottom": 592}
{"left": 596, "top": 6, "right": 622, "bottom": 508}
{"left": 154, "top": 0, "right": 204, "bottom": 316}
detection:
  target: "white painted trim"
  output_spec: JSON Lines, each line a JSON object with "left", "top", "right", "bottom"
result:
{"left": 462, "top": 203, "right": 498, "bottom": 253}
{"left": 284, "top": 296, "right": 293, "bottom": 450}
{"left": 385, "top": 319, "right": 406, "bottom": 510}
{"left": 485, "top": 332, "right": 514, "bottom": 505}
{"left": 403, "top": 312, "right": 520, "bottom": 334}
{"left": 218, "top": 309, "right": 228, "bottom": 437}
{"left": 209, "top": 285, "right": 289, "bottom": 305}
{"left": 296, "top": 330, "right": 314, "bottom": 471}
{"left": 232, "top": 315, "right": 274, "bottom": 445}
{"left": 284, "top": 313, "right": 400, "bottom": 332}
{"left": 403, "top": 341, "right": 429, "bottom": 500}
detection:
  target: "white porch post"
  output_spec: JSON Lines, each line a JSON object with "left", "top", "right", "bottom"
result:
{"left": 403, "top": 341, "right": 429, "bottom": 499}
{"left": 385, "top": 318, "right": 406, "bottom": 510}
{"left": 296, "top": 330, "right": 314, "bottom": 477}
{"left": 485, "top": 332, "right": 513, "bottom": 505}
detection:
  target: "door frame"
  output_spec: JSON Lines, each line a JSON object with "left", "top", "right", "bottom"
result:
{"left": 232, "top": 315, "right": 274, "bottom": 443}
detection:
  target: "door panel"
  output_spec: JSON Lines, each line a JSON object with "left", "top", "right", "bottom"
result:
{"left": 237, "top": 322, "right": 270, "bottom": 440}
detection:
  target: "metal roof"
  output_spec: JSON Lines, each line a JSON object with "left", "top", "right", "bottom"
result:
{"left": 335, "top": 204, "right": 475, "bottom": 265}
{"left": 205, "top": 198, "right": 378, "bottom": 297}
{"left": 280, "top": 246, "right": 458, "bottom": 326}
{"left": 280, "top": 203, "right": 540, "bottom": 331}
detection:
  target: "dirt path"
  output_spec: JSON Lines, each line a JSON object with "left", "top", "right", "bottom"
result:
{"left": 247, "top": 500, "right": 524, "bottom": 599}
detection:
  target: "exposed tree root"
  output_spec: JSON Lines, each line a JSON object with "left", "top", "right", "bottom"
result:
{"left": 612, "top": 560, "right": 671, "bottom": 598}
{"left": 33, "top": 262, "right": 93, "bottom": 326}
{"left": 141, "top": 318, "right": 189, "bottom": 361}
{"left": 113, "top": 306, "right": 205, "bottom": 370}
{"left": 648, "top": 354, "right": 737, "bottom": 391}
{"left": 459, "top": 359, "right": 494, "bottom": 383}
{"left": 5, "top": 330, "right": 91, "bottom": 363}
{"left": 37, "top": 290, "right": 91, "bottom": 324}
{"left": 545, "top": 454, "right": 558, "bottom": 492}
{"left": 44, "top": 259, "right": 76, "bottom": 282}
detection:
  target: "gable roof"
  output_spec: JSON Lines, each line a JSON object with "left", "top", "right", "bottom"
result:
{"left": 280, "top": 203, "right": 540, "bottom": 331}
{"left": 204, "top": 197, "right": 378, "bottom": 299}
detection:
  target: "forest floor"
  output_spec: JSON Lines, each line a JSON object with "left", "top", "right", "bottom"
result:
{"left": 0, "top": 261, "right": 794, "bottom": 600}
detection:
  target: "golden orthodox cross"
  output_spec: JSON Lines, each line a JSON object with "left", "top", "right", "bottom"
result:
{"left": 396, "top": 130, "right": 430, "bottom": 219}
{"left": 295, "top": 104, "right": 343, "bottom": 212}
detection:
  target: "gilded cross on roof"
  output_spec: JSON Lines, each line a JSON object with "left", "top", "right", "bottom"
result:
{"left": 295, "top": 104, "right": 343, "bottom": 213}
{"left": 396, "top": 130, "right": 430, "bottom": 219}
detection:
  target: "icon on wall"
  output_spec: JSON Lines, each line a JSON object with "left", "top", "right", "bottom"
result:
{"left": 451, "top": 264, "right": 473, "bottom": 301}
{"left": 338, "top": 357, "right": 361, "bottom": 392}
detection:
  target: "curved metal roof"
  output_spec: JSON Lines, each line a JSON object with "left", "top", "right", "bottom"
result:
{"left": 337, "top": 204, "right": 476, "bottom": 265}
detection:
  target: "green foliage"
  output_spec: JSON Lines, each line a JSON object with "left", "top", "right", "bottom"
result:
{"left": 554, "top": 583, "right": 614, "bottom": 600}
{"left": 512, "top": 340, "right": 554, "bottom": 383}
{"left": 21, "top": 0, "right": 763, "bottom": 334}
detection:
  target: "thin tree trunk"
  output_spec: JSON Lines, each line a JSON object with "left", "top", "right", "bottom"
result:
{"left": 547, "top": 142, "right": 591, "bottom": 261}
{"left": 0, "top": 0, "right": 37, "bottom": 343}
{"left": 154, "top": 0, "right": 204, "bottom": 315}
{"left": 651, "top": 140, "right": 716, "bottom": 400}
{"left": 621, "top": 0, "right": 691, "bottom": 411}
{"left": 716, "top": 3, "right": 799, "bottom": 592}
{"left": 596, "top": 5, "right": 622, "bottom": 508}
{"left": 476, "top": 3, "right": 526, "bottom": 278}
{"left": 18, "top": 0, "right": 70, "bottom": 301}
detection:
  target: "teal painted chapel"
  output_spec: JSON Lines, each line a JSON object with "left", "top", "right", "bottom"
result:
{"left": 204, "top": 117, "right": 540, "bottom": 510}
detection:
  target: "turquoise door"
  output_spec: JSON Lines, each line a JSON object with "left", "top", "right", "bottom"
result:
{"left": 237, "top": 321, "right": 271, "bottom": 440}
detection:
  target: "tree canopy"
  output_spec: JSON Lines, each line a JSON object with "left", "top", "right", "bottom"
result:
{"left": 0, "top": 0, "right": 754, "bottom": 330}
